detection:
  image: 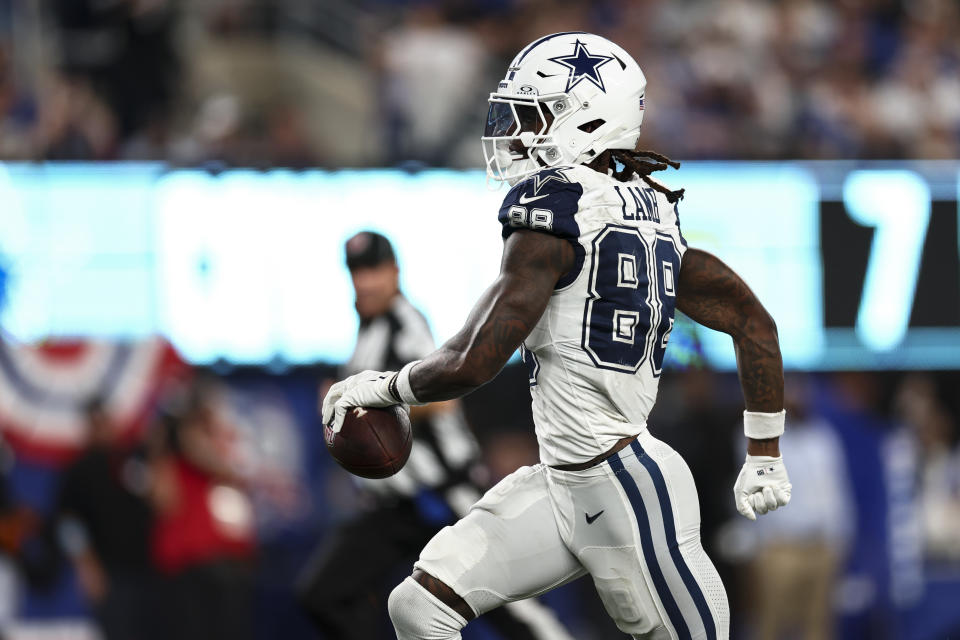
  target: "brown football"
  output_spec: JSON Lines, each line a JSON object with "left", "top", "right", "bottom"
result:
{"left": 324, "top": 405, "right": 412, "bottom": 479}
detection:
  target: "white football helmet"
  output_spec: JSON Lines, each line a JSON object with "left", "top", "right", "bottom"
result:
{"left": 482, "top": 32, "right": 647, "bottom": 185}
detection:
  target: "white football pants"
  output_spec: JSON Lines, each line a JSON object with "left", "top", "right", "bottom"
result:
{"left": 414, "top": 429, "right": 730, "bottom": 639}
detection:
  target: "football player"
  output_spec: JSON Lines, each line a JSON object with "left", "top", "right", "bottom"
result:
{"left": 323, "top": 32, "right": 791, "bottom": 640}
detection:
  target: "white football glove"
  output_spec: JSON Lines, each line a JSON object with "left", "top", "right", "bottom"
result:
{"left": 733, "top": 455, "right": 792, "bottom": 520}
{"left": 321, "top": 370, "right": 406, "bottom": 433}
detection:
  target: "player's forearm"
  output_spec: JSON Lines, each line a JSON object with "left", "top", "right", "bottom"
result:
{"left": 733, "top": 314, "right": 783, "bottom": 456}
{"left": 410, "top": 345, "right": 488, "bottom": 401}
{"left": 408, "top": 341, "right": 513, "bottom": 402}
{"left": 732, "top": 311, "right": 783, "bottom": 413}
{"left": 676, "top": 248, "right": 784, "bottom": 413}
{"left": 410, "top": 349, "right": 493, "bottom": 402}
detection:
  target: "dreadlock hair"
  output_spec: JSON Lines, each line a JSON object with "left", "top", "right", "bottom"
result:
{"left": 608, "top": 149, "right": 685, "bottom": 204}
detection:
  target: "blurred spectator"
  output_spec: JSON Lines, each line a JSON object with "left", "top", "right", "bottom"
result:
{"left": 120, "top": 112, "right": 173, "bottom": 161}
{"left": 895, "top": 374, "right": 960, "bottom": 562}
{"left": 378, "top": 4, "right": 488, "bottom": 166}
{"left": 57, "top": 398, "right": 155, "bottom": 640}
{"left": 0, "top": 42, "right": 37, "bottom": 160}
{"left": 817, "top": 372, "right": 924, "bottom": 636}
{"left": 49, "top": 0, "right": 180, "bottom": 138}
{"left": 263, "top": 101, "right": 321, "bottom": 168}
{"left": 740, "top": 375, "right": 854, "bottom": 640}
{"left": 150, "top": 380, "right": 256, "bottom": 640}
{"left": 168, "top": 93, "right": 245, "bottom": 166}
{"left": 36, "top": 74, "right": 118, "bottom": 160}
{"left": 0, "top": 435, "right": 33, "bottom": 628}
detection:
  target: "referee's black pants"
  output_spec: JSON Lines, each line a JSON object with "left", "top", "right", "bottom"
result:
{"left": 296, "top": 499, "right": 549, "bottom": 640}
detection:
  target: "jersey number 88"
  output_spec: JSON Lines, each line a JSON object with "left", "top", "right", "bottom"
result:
{"left": 582, "top": 226, "right": 682, "bottom": 377}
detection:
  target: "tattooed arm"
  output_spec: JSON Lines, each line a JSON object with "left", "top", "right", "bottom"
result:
{"left": 408, "top": 229, "right": 574, "bottom": 402}
{"left": 676, "top": 248, "right": 783, "bottom": 456}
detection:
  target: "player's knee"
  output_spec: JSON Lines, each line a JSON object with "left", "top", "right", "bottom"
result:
{"left": 389, "top": 576, "right": 467, "bottom": 640}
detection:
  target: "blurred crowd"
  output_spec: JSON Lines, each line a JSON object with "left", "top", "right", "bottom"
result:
{"left": 1, "top": 0, "right": 958, "bottom": 167}
{"left": 0, "top": 375, "right": 260, "bottom": 640}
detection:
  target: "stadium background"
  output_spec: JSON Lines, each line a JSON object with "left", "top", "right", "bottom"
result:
{"left": 0, "top": 0, "right": 959, "bottom": 638}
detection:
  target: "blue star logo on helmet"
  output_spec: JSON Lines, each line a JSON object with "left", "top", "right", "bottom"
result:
{"left": 548, "top": 40, "right": 615, "bottom": 93}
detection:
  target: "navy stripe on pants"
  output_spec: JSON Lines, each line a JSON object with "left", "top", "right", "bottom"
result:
{"left": 608, "top": 453, "right": 690, "bottom": 638}
{"left": 630, "top": 440, "right": 717, "bottom": 640}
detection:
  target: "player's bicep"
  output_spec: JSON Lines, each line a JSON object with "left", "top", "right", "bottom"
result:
{"left": 496, "top": 228, "right": 575, "bottom": 315}
{"left": 438, "top": 229, "right": 573, "bottom": 383}
{"left": 471, "top": 229, "right": 574, "bottom": 352}
{"left": 406, "top": 230, "right": 572, "bottom": 399}
{"left": 676, "top": 247, "right": 773, "bottom": 338}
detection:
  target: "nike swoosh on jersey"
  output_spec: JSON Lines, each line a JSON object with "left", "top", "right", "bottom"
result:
{"left": 518, "top": 193, "right": 551, "bottom": 204}
{"left": 585, "top": 510, "right": 605, "bottom": 524}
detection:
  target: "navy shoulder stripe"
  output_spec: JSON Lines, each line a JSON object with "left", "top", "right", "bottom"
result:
{"left": 498, "top": 167, "right": 585, "bottom": 288}
{"left": 498, "top": 167, "right": 582, "bottom": 241}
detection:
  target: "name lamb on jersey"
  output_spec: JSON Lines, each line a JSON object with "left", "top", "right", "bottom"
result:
{"left": 613, "top": 183, "right": 661, "bottom": 223}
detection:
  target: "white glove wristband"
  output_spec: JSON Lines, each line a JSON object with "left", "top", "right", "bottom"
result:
{"left": 391, "top": 360, "right": 424, "bottom": 406}
{"left": 743, "top": 409, "right": 785, "bottom": 439}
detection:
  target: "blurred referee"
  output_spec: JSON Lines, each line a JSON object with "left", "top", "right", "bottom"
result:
{"left": 296, "top": 231, "right": 571, "bottom": 640}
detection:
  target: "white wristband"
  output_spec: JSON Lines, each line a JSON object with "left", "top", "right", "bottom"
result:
{"left": 394, "top": 360, "right": 424, "bottom": 406}
{"left": 743, "top": 409, "right": 785, "bottom": 439}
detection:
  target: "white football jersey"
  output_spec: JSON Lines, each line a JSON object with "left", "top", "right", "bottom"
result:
{"left": 498, "top": 164, "right": 687, "bottom": 465}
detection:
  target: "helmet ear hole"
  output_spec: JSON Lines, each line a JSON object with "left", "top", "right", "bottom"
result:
{"left": 577, "top": 119, "right": 606, "bottom": 133}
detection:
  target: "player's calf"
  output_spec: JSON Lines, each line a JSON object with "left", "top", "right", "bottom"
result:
{"left": 389, "top": 572, "right": 471, "bottom": 640}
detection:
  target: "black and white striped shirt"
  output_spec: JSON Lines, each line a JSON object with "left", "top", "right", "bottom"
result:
{"left": 343, "top": 295, "right": 480, "bottom": 516}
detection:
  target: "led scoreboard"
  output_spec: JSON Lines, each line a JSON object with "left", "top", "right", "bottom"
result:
{"left": 0, "top": 162, "right": 957, "bottom": 370}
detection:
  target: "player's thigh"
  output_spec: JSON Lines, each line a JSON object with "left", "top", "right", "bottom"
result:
{"left": 548, "top": 434, "right": 728, "bottom": 639}
{"left": 415, "top": 464, "right": 585, "bottom": 616}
